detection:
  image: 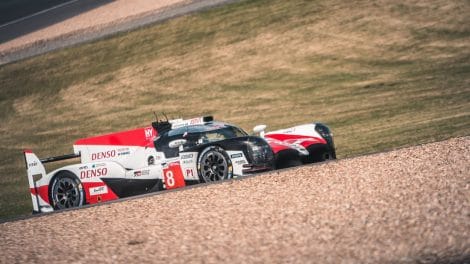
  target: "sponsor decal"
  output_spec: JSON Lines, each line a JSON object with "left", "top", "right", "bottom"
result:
{"left": 80, "top": 168, "right": 108, "bottom": 179}
{"left": 28, "top": 161, "right": 38, "bottom": 167}
{"left": 182, "top": 160, "right": 193, "bottom": 164}
{"left": 90, "top": 185, "right": 108, "bottom": 196}
{"left": 91, "top": 150, "right": 116, "bottom": 160}
{"left": 92, "top": 163, "right": 106, "bottom": 168}
{"left": 134, "top": 169, "right": 150, "bottom": 177}
{"left": 230, "top": 153, "right": 243, "bottom": 159}
{"left": 185, "top": 169, "right": 195, "bottom": 178}
{"left": 117, "top": 147, "right": 131, "bottom": 156}
{"left": 79, "top": 165, "right": 88, "bottom": 170}
{"left": 180, "top": 153, "right": 194, "bottom": 159}
{"left": 235, "top": 160, "right": 247, "bottom": 165}
{"left": 117, "top": 148, "right": 130, "bottom": 152}
{"left": 189, "top": 118, "right": 203, "bottom": 125}
{"left": 145, "top": 128, "right": 153, "bottom": 139}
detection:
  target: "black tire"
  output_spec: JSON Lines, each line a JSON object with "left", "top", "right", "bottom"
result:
{"left": 304, "top": 144, "right": 336, "bottom": 163}
{"left": 50, "top": 171, "right": 85, "bottom": 210}
{"left": 197, "top": 146, "right": 233, "bottom": 183}
{"left": 274, "top": 149, "right": 302, "bottom": 169}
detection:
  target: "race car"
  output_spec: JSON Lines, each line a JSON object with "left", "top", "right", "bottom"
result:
{"left": 24, "top": 116, "right": 335, "bottom": 213}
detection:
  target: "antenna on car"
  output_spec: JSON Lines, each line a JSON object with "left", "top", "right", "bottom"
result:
{"left": 162, "top": 112, "right": 169, "bottom": 122}
{"left": 153, "top": 111, "right": 158, "bottom": 122}
{"left": 152, "top": 112, "right": 172, "bottom": 134}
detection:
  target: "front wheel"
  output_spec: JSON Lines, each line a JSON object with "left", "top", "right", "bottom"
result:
{"left": 50, "top": 171, "right": 85, "bottom": 210}
{"left": 304, "top": 144, "right": 336, "bottom": 163}
{"left": 197, "top": 146, "right": 233, "bottom": 183}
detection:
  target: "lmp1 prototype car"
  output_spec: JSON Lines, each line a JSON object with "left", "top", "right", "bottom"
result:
{"left": 24, "top": 116, "right": 335, "bottom": 213}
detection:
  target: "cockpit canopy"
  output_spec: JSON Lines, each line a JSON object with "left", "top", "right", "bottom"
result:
{"left": 154, "top": 122, "right": 247, "bottom": 158}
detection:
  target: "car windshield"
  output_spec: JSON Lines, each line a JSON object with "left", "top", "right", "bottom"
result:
{"left": 169, "top": 123, "right": 247, "bottom": 144}
{"left": 154, "top": 122, "right": 247, "bottom": 158}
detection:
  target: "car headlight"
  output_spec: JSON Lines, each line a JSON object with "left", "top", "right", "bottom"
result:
{"left": 315, "top": 123, "right": 335, "bottom": 149}
{"left": 246, "top": 138, "right": 274, "bottom": 165}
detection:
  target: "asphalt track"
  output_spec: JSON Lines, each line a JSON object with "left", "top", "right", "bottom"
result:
{"left": 1, "top": 137, "right": 468, "bottom": 263}
{"left": 0, "top": 0, "right": 239, "bottom": 65}
{"left": 0, "top": 0, "right": 115, "bottom": 45}
{"left": 0, "top": 0, "right": 74, "bottom": 26}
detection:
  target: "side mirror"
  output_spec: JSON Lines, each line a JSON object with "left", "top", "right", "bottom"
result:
{"left": 253, "top": 124, "right": 267, "bottom": 137}
{"left": 169, "top": 139, "right": 187, "bottom": 149}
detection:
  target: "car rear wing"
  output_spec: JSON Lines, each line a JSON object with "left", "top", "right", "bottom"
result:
{"left": 38, "top": 152, "right": 80, "bottom": 163}
{"left": 23, "top": 150, "right": 80, "bottom": 213}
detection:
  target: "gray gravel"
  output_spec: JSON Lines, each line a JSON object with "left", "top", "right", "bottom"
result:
{"left": 0, "top": 0, "right": 239, "bottom": 65}
{"left": 1, "top": 137, "right": 469, "bottom": 263}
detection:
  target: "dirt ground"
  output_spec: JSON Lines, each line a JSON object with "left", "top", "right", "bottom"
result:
{"left": 1, "top": 137, "right": 468, "bottom": 263}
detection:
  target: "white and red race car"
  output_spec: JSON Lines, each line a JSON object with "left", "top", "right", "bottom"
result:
{"left": 24, "top": 116, "right": 335, "bottom": 213}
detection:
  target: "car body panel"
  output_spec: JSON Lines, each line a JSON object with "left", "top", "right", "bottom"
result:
{"left": 24, "top": 116, "right": 335, "bottom": 214}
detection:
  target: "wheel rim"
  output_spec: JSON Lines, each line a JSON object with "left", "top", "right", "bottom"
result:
{"left": 200, "top": 151, "right": 228, "bottom": 182}
{"left": 52, "top": 177, "right": 81, "bottom": 209}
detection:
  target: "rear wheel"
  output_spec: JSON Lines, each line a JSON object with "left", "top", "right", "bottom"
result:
{"left": 197, "top": 146, "right": 232, "bottom": 183}
{"left": 50, "top": 171, "right": 85, "bottom": 210}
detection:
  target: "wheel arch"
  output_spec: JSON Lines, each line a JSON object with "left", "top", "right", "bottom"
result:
{"left": 48, "top": 169, "right": 86, "bottom": 208}
{"left": 303, "top": 143, "right": 336, "bottom": 163}
{"left": 274, "top": 148, "right": 302, "bottom": 169}
{"left": 196, "top": 144, "right": 233, "bottom": 182}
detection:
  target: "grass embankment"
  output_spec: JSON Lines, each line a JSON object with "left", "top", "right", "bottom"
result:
{"left": 0, "top": 0, "right": 469, "bottom": 219}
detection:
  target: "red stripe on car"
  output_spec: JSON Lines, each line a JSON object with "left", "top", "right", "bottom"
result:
{"left": 266, "top": 134, "right": 327, "bottom": 145}
{"left": 30, "top": 185, "right": 50, "bottom": 204}
{"left": 74, "top": 127, "right": 157, "bottom": 147}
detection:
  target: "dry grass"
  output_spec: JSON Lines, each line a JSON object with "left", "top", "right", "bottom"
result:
{"left": 0, "top": 0, "right": 469, "bottom": 219}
